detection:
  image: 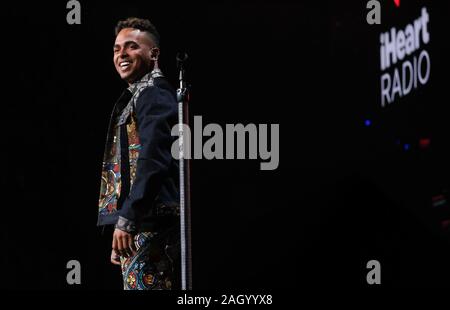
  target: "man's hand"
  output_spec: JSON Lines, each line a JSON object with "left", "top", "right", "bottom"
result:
{"left": 112, "top": 228, "right": 137, "bottom": 258}
{"left": 110, "top": 249, "right": 121, "bottom": 266}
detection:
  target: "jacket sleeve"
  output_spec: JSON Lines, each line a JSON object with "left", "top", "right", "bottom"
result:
{"left": 116, "top": 85, "right": 177, "bottom": 232}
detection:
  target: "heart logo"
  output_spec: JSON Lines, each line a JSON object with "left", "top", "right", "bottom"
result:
{"left": 394, "top": 0, "right": 400, "bottom": 7}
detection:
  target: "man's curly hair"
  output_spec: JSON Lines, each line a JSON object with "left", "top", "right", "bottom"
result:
{"left": 115, "top": 17, "right": 160, "bottom": 47}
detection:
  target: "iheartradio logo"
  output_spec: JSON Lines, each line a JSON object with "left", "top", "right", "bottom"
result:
{"left": 379, "top": 7, "right": 431, "bottom": 107}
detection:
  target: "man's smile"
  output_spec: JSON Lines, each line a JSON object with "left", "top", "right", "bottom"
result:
{"left": 119, "top": 61, "right": 132, "bottom": 71}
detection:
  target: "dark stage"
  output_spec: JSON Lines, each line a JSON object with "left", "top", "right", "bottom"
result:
{"left": 1, "top": 0, "right": 450, "bottom": 290}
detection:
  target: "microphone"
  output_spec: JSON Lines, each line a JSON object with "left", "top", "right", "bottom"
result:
{"left": 176, "top": 52, "right": 189, "bottom": 87}
{"left": 176, "top": 51, "right": 188, "bottom": 69}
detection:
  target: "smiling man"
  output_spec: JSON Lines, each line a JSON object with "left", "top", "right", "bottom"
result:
{"left": 97, "top": 17, "right": 180, "bottom": 290}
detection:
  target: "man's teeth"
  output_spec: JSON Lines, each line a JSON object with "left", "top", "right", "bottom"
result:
{"left": 120, "top": 62, "right": 130, "bottom": 67}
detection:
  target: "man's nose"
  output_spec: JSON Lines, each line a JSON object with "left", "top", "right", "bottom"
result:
{"left": 119, "top": 48, "right": 128, "bottom": 59}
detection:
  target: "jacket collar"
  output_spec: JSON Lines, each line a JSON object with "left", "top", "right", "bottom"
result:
{"left": 127, "top": 68, "right": 164, "bottom": 96}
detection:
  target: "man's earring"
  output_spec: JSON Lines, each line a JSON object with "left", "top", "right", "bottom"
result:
{"left": 150, "top": 49, "right": 159, "bottom": 70}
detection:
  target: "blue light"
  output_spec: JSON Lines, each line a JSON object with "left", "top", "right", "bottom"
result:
{"left": 403, "top": 143, "right": 410, "bottom": 151}
{"left": 364, "top": 119, "right": 371, "bottom": 127}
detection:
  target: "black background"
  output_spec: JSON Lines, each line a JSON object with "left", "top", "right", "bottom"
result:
{"left": 1, "top": 0, "right": 449, "bottom": 289}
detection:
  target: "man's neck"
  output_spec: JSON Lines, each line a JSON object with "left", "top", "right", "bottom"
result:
{"left": 127, "top": 69, "right": 164, "bottom": 94}
{"left": 128, "top": 68, "right": 163, "bottom": 86}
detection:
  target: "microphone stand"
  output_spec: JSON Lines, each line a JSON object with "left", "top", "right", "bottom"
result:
{"left": 176, "top": 52, "right": 192, "bottom": 290}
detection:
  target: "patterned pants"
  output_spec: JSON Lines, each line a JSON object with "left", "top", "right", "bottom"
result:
{"left": 120, "top": 227, "right": 180, "bottom": 290}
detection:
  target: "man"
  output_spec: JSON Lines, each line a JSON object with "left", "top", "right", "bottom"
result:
{"left": 97, "top": 17, "right": 180, "bottom": 290}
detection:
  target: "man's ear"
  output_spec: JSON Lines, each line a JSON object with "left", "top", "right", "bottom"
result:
{"left": 149, "top": 47, "right": 160, "bottom": 60}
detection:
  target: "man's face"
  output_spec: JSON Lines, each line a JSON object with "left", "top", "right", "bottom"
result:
{"left": 113, "top": 28, "right": 155, "bottom": 85}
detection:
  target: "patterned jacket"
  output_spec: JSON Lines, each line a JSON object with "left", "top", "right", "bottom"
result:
{"left": 97, "top": 69, "right": 179, "bottom": 232}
